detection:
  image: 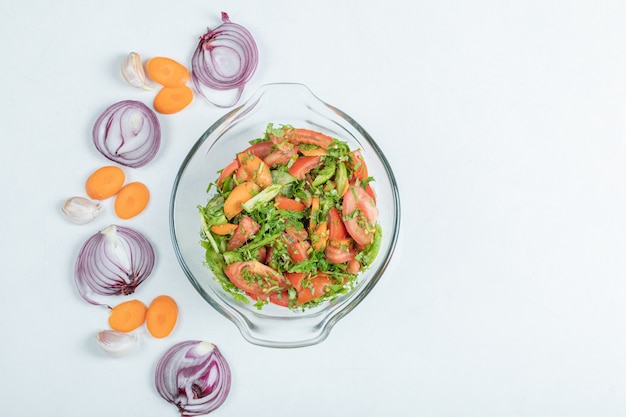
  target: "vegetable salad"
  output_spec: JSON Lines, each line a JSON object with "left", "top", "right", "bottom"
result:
{"left": 199, "top": 124, "right": 381, "bottom": 309}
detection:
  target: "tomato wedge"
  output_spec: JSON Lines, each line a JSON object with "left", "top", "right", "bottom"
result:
{"left": 349, "top": 149, "right": 368, "bottom": 180}
{"left": 263, "top": 141, "right": 298, "bottom": 167}
{"left": 324, "top": 244, "right": 356, "bottom": 263}
{"left": 285, "top": 272, "right": 332, "bottom": 304}
{"left": 288, "top": 155, "right": 321, "bottom": 180}
{"left": 243, "top": 141, "right": 273, "bottom": 159}
{"left": 217, "top": 159, "right": 238, "bottom": 186}
{"left": 292, "top": 128, "right": 333, "bottom": 149}
{"left": 227, "top": 216, "right": 260, "bottom": 251}
{"left": 342, "top": 185, "right": 379, "bottom": 245}
{"left": 224, "top": 260, "right": 288, "bottom": 296}
{"left": 282, "top": 229, "right": 310, "bottom": 264}
{"left": 328, "top": 207, "right": 348, "bottom": 241}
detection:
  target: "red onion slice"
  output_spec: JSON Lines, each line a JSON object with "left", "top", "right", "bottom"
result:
{"left": 191, "top": 12, "right": 258, "bottom": 108}
{"left": 92, "top": 100, "right": 161, "bottom": 168}
{"left": 155, "top": 341, "right": 231, "bottom": 416}
{"left": 74, "top": 224, "right": 155, "bottom": 306}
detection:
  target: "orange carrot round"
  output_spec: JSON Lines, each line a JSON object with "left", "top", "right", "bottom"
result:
{"left": 85, "top": 165, "right": 125, "bottom": 200}
{"left": 223, "top": 181, "right": 260, "bottom": 219}
{"left": 114, "top": 181, "right": 150, "bottom": 219}
{"left": 146, "top": 295, "right": 178, "bottom": 338}
{"left": 153, "top": 86, "right": 193, "bottom": 114}
{"left": 210, "top": 223, "right": 238, "bottom": 235}
{"left": 274, "top": 195, "right": 306, "bottom": 211}
{"left": 108, "top": 299, "right": 147, "bottom": 332}
{"left": 145, "top": 57, "right": 190, "bottom": 87}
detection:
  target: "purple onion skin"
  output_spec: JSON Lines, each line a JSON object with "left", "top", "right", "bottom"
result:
{"left": 92, "top": 100, "right": 161, "bottom": 168}
{"left": 74, "top": 224, "right": 155, "bottom": 306}
{"left": 155, "top": 341, "right": 231, "bottom": 416}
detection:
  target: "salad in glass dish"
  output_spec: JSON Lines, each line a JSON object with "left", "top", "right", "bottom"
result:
{"left": 198, "top": 123, "right": 381, "bottom": 310}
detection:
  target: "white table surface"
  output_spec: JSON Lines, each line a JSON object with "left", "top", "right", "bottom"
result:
{"left": 2, "top": 0, "right": 626, "bottom": 416}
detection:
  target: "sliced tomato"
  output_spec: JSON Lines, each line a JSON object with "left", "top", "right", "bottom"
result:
{"left": 257, "top": 246, "right": 267, "bottom": 263}
{"left": 285, "top": 224, "right": 308, "bottom": 241}
{"left": 269, "top": 290, "right": 290, "bottom": 307}
{"left": 324, "top": 244, "right": 356, "bottom": 264}
{"left": 268, "top": 127, "right": 296, "bottom": 144}
{"left": 263, "top": 140, "right": 298, "bottom": 167}
{"left": 224, "top": 260, "right": 288, "bottom": 296}
{"left": 243, "top": 141, "right": 273, "bottom": 159}
{"left": 282, "top": 232, "right": 309, "bottom": 264}
{"left": 285, "top": 272, "right": 333, "bottom": 304}
{"left": 365, "top": 182, "right": 376, "bottom": 203}
{"left": 349, "top": 149, "right": 369, "bottom": 180}
{"left": 288, "top": 155, "right": 321, "bottom": 180}
{"left": 328, "top": 207, "right": 348, "bottom": 241}
{"left": 293, "top": 128, "right": 333, "bottom": 149}
{"left": 347, "top": 259, "right": 361, "bottom": 274}
{"left": 227, "top": 216, "right": 260, "bottom": 251}
{"left": 250, "top": 290, "right": 291, "bottom": 307}
{"left": 285, "top": 272, "right": 306, "bottom": 290}
{"left": 342, "top": 185, "right": 379, "bottom": 246}
{"left": 217, "top": 159, "right": 239, "bottom": 186}
{"left": 275, "top": 195, "right": 306, "bottom": 211}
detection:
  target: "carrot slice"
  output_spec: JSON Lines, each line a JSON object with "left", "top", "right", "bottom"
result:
{"left": 153, "top": 85, "right": 193, "bottom": 114}
{"left": 146, "top": 295, "right": 179, "bottom": 338}
{"left": 223, "top": 181, "right": 260, "bottom": 219}
{"left": 275, "top": 195, "right": 305, "bottom": 211}
{"left": 85, "top": 165, "right": 125, "bottom": 200}
{"left": 236, "top": 152, "right": 273, "bottom": 188}
{"left": 210, "top": 223, "right": 238, "bottom": 235}
{"left": 108, "top": 299, "right": 147, "bottom": 332}
{"left": 114, "top": 181, "right": 150, "bottom": 219}
{"left": 145, "top": 57, "right": 190, "bottom": 87}
{"left": 309, "top": 196, "right": 320, "bottom": 231}
{"left": 299, "top": 147, "right": 329, "bottom": 157}
{"left": 311, "top": 221, "right": 328, "bottom": 251}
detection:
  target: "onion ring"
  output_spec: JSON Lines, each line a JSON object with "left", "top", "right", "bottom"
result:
{"left": 74, "top": 224, "right": 156, "bottom": 306}
{"left": 92, "top": 100, "right": 161, "bottom": 168}
{"left": 191, "top": 12, "right": 259, "bottom": 108}
{"left": 155, "top": 341, "right": 231, "bottom": 415}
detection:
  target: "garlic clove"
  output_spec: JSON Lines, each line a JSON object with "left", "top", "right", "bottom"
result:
{"left": 62, "top": 196, "right": 103, "bottom": 224}
{"left": 121, "top": 52, "right": 152, "bottom": 90}
{"left": 96, "top": 330, "right": 139, "bottom": 357}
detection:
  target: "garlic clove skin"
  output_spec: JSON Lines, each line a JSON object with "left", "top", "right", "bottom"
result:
{"left": 96, "top": 330, "right": 139, "bottom": 357}
{"left": 62, "top": 196, "right": 103, "bottom": 224}
{"left": 121, "top": 52, "right": 152, "bottom": 90}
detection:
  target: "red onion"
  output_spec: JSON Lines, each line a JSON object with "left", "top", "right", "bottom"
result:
{"left": 191, "top": 12, "right": 259, "bottom": 108}
{"left": 155, "top": 341, "right": 231, "bottom": 416}
{"left": 74, "top": 224, "right": 155, "bottom": 306}
{"left": 92, "top": 100, "right": 161, "bottom": 168}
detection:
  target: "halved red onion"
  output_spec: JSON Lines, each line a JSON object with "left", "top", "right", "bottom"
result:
{"left": 191, "top": 12, "right": 258, "bottom": 108}
{"left": 74, "top": 224, "right": 155, "bottom": 306}
{"left": 155, "top": 341, "right": 231, "bottom": 416}
{"left": 92, "top": 100, "right": 161, "bottom": 168}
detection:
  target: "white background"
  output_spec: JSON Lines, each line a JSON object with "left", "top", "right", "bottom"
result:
{"left": 2, "top": 0, "right": 626, "bottom": 416}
